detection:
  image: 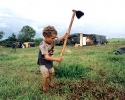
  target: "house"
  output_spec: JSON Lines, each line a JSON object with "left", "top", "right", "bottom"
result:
{"left": 57, "top": 33, "right": 107, "bottom": 46}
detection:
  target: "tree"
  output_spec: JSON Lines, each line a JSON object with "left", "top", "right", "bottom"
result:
{"left": 8, "top": 33, "right": 17, "bottom": 41}
{"left": 6, "top": 33, "right": 17, "bottom": 47}
{"left": 17, "top": 25, "right": 36, "bottom": 42}
{"left": 0, "top": 31, "right": 5, "bottom": 40}
{"left": 0, "top": 33, "right": 17, "bottom": 47}
{"left": 34, "top": 38, "right": 43, "bottom": 46}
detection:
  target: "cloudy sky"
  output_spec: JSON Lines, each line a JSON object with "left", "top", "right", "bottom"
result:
{"left": 0, "top": 0, "right": 125, "bottom": 39}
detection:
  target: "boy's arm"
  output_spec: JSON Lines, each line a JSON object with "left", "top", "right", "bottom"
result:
{"left": 59, "top": 33, "right": 69, "bottom": 41}
{"left": 44, "top": 54, "right": 62, "bottom": 62}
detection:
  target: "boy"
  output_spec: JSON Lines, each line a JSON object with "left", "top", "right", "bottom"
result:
{"left": 37, "top": 25, "right": 68, "bottom": 92}
{"left": 11, "top": 40, "right": 18, "bottom": 52}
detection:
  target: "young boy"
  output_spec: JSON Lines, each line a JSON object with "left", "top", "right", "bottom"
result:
{"left": 11, "top": 40, "right": 18, "bottom": 52}
{"left": 37, "top": 25, "right": 68, "bottom": 92}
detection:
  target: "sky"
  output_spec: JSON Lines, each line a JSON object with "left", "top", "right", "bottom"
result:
{"left": 0, "top": 0, "right": 125, "bottom": 39}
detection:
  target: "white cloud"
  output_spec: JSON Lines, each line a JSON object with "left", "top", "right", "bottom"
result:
{"left": 0, "top": 23, "right": 9, "bottom": 27}
{"left": 0, "top": 12, "right": 12, "bottom": 17}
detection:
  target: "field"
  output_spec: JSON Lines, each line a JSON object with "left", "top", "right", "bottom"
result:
{"left": 0, "top": 39, "right": 125, "bottom": 100}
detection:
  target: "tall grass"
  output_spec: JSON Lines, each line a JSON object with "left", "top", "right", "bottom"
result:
{"left": 55, "top": 63, "right": 91, "bottom": 79}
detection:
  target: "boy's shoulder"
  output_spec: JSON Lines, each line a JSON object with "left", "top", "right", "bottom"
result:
{"left": 39, "top": 40, "right": 51, "bottom": 47}
{"left": 40, "top": 40, "right": 44, "bottom": 45}
{"left": 40, "top": 40, "right": 49, "bottom": 45}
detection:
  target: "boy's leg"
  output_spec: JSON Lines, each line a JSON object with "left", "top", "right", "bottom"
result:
{"left": 48, "top": 67, "right": 55, "bottom": 87}
{"left": 40, "top": 65, "right": 49, "bottom": 92}
{"left": 49, "top": 74, "right": 54, "bottom": 87}
{"left": 42, "top": 77, "right": 47, "bottom": 91}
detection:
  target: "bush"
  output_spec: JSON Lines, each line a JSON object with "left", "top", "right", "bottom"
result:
{"left": 34, "top": 38, "right": 43, "bottom": 46}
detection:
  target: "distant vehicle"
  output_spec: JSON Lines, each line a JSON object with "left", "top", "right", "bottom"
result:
{"left": 23, "top": 42, "right": 35, "bottom": 48}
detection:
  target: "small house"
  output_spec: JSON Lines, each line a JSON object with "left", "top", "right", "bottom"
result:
{"left": 57, "top": 33, "right": 107, "bottom": 46}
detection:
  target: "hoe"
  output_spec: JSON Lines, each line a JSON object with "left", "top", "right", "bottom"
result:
{"left": 57, "top": 10, "right": 84, "bottom": 66}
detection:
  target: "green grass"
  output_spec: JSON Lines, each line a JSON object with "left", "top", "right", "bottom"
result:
{"left": 107, "top": 38, "right": 125, "bottom": 43}
{"left": 0, "top": 40, "right": 125, "bottom": 100}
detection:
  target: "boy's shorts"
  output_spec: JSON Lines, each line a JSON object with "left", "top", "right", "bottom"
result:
{"left": 40, "top": 65, "right": 55, "bottom": 78}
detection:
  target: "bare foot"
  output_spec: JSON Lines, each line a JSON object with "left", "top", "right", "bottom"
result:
{"left": 49, "top": 84, "right": 55, "bottom": 88}
{"left": 42, "top": 87, "right": 47, "bottom": 93}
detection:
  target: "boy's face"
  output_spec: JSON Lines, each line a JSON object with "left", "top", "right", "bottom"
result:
{"left": 45, "top": 34, "right": 57, "bottom": 44}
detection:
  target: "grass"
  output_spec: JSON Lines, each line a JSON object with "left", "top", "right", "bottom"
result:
{"left": 0, "top": 39, "right": 125, "bottom": 100}
{"left": 107, "top": 38, "right": 125, "bottom": 42}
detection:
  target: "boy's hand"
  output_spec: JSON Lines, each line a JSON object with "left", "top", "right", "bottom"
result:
{"left": 65, "top": 32, "right": 69, "bottom": 38}
{"left": 56, "top": 56, "right": 62, "bottom": 66}
{"left": 57, "top": 56, "right": 62, "bottom": 62}
{"left": 59, "top": 32, "right": 69, "bottom": 41}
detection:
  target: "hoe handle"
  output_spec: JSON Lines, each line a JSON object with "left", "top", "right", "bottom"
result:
{"left": 57, "top": 10, "right": 76, "bottom": 66}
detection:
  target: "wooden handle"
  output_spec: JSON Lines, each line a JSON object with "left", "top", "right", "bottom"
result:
{"left": 57, "top": 10, "right": 76, "bottom": 66}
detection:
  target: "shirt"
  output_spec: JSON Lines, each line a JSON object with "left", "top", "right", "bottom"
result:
{"left": 37, "top": 38, "right": 60, "bottom": 69}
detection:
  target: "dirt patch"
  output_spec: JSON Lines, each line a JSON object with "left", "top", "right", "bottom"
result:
{"left": 47, "top": 79, "right": 125, "bottom": 100}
